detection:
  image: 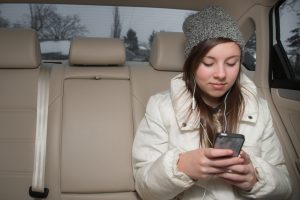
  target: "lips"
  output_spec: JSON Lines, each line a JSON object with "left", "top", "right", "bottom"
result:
{"left": 210, "top": 83, "right": 226, "bottom": 90}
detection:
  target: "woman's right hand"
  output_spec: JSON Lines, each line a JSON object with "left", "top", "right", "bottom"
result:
{"left": 177, "top": 148, "right": 244, "bottom": 180}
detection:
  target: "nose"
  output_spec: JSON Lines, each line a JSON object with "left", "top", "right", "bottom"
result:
{"left": 214, "top": 64, "right": 226, "bottom": 79}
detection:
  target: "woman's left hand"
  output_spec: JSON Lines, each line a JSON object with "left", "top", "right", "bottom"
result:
{"left": 216, "top": 151, "right": 258, "bottom": 191}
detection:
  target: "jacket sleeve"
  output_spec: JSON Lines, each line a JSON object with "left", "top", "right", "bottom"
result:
{"left": 132, "top": 95, "right": 194, "bottom": 200}
{"left": 239, "top": 100, "right": 292, "bottom": 199}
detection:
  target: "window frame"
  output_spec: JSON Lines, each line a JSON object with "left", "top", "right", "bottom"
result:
{"left": 269, "top": 0, "right": 300, "bottom": 90}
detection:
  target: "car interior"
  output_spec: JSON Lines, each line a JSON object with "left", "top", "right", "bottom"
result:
{"left": 0, "top": 0, "right": 299, "bottom": 199}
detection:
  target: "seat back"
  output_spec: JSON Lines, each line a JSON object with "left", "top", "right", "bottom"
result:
{"left": 130, "top": 32, "right": 186, "bottom": 131}
{"left": 0, "top": 28, "right": 41, "bottom": 200}
{"left": 46, "top": 37, "right": 137, "bottom": 200}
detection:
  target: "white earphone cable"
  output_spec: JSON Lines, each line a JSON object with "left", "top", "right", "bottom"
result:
{"left": 223, "top": 88, "right": 231, "bottom": 133}
{"left": 192, "top": 78, "right": 196, "bottom": 110}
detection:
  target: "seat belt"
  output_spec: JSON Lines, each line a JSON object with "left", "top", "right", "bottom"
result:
{"left": 29, "top": 65, "right": 51, "bottom": 199}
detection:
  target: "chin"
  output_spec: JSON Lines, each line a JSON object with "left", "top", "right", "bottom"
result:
{"left": 211, "top": 91, "right": 227, "bottom": 98}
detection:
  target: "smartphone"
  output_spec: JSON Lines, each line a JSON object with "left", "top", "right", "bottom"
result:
{"left": 213, "top": 133, "right": 245, "bottom": 157}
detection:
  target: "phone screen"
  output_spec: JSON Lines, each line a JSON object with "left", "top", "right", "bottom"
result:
{"left": 213, "top": 133, "right": 245, "bottom": 157}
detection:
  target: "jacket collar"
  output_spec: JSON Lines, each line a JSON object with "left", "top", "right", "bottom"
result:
{"left": 239, "top": 73, "right": 259, "bottom": 123}
{"left": 170, "top": 73, "right": 258, "bottom": 131}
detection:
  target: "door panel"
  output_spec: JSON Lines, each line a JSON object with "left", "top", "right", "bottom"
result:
{"left": 271, "top": 88, "right": 300, "bottom": 199}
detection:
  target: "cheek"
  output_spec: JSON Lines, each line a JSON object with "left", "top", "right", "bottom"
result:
{"left": 228, "top": 67, "right": 240, "bottom": 81}
{"left": 195, "top": 65, "right": 210, "bottom": 81}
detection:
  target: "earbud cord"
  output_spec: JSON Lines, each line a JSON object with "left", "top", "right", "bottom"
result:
{"left": 223, "top": 88, "right": 231, "bottom": 133}
{"left": 192, "top": 78, "right": 196, "bottom": 110}
{"left": 201, "top": 188, "right": 207, "bottom": 200}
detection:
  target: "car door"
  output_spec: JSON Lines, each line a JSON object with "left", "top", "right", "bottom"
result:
{"left": 270, "top": 0, "right": 300, "bottom": 199}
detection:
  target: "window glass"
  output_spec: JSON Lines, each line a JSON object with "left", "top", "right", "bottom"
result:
{"left": 279, "top": 0, "right": 300, "bottom": 80}
{"left": 243, "top": 32, "right": 256, "bottom": 71}
{"left": 0, "top": 4, "right": 194, "bottom": 61}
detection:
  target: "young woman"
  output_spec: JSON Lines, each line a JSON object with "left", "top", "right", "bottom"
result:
{"left": 132, "top": 6, "right": 292, "bottom": 200}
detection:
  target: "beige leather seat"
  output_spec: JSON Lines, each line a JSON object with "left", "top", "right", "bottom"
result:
{"left": 0, "top": 29, "right": 185, "bottom": 200}
{"left": 130, "top": 32, "right": 185, "bottom": 131}
{"left": 45, "top": 37, "right": 138, "bottom": 200}
{"left": 0, "top": 28, "right": 41, "bottom": 200}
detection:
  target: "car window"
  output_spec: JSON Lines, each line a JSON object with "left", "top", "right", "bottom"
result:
{"left": 243, "top": 32, "right": 256, "bottom": 71}
{"left": 279, "top": 0, "right": 300, "bottom": 81}
{"left": 0, "top": 4, "right": 194, "bottom": 61}
{"left": 271, "top": 0, "right": 300, "bottom": 86}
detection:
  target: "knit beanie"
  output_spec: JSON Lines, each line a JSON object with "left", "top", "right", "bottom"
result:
{"left": 183, "top": 6, "right": 245, "bottom": 57}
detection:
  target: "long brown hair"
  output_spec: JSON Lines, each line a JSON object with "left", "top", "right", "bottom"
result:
{"left": 183, "top": 38, "right": 245, "bottom": 147}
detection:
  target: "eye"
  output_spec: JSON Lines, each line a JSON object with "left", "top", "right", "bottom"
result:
{"left": 202, "top": 62, "right": 213, "bottom": 67}
{"left": 226, "top": 57, "right": 240, "bottom": 67}
{"left": 226, "top": 62, "right": 237, "bottom": 67}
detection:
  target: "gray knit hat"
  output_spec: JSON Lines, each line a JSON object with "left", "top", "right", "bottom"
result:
{"left": 183, "top": 6, "right": 245, "bottom": 57}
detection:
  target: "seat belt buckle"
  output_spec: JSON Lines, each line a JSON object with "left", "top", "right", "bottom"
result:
{"left": 29, "top": 186, "right": 49, "bottom": 198}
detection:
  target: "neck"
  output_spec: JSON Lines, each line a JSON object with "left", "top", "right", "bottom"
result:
{"left": 201, "top": 96, "right": 222, "bottom": 108}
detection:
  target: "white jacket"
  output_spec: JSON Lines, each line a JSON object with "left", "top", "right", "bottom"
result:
{"left": 132, "top": 73, "right": 292, "bottom": 200}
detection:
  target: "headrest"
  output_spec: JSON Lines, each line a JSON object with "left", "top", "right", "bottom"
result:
{"left": 149, "top": 32, "right": 186, "bottom": 71}
{"left": 69, "top": 37, "right": 126, "bottom": 66}
{"left": 0, "top": 28, "right": 41, "bottom": 69}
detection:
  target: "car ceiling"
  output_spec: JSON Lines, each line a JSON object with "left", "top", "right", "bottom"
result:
{"left": 0, "top": 0, "right": 279, "bottom": 21}
{"left": 0, "top": 0, "right": 278, "bottom": 10}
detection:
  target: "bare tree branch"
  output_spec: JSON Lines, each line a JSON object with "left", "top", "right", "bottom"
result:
{"left": 111, "top": 6, "right": 122, "bottom": 38}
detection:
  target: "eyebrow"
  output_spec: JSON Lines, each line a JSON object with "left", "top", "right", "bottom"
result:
{"left": 204, "top": 55, "right": 241, "bottom": 60}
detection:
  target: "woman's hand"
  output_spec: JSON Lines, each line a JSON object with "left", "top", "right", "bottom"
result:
{"left": 177, "top": 148, "right": 244, "bottom": 180}
{"left": 216, "top": 151, "right": 258, "bottom": 191}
